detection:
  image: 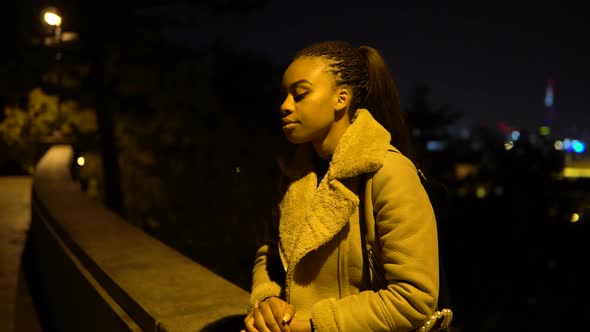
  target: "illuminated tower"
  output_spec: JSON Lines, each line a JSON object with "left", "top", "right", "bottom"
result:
{"left": 544, "top": 79, "right": 555, "bottom": 127}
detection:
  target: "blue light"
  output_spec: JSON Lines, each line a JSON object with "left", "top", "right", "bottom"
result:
{"left": 572, "top": 140, "right": 586, "bottom": 153}
{"left": 544, "top": 94, "right": 553, "bottom": 108}
{"left": 511, "top": 130, "right": 520, "bottom": 141}
{"left": 426, "top": 140, "right": 446, "bottom": 151}
{"left": 563, "top": 139, "right": 572, "bottom": 152}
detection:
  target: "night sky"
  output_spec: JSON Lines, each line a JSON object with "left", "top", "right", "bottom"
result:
{"left": 167, "top": 0, "right": 589, "bottom": 139}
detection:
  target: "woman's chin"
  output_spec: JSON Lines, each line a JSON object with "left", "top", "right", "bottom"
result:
{"left": 284, "top": 135, "right": 308, "bottom": 145}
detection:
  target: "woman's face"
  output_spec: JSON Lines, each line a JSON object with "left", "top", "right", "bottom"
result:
{"left": 280, "top": 56, "right": 340, "bottom": 145}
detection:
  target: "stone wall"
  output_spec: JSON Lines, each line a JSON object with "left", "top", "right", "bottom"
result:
{"left": 24, "top": 145, "right": 248, "bottom": 331}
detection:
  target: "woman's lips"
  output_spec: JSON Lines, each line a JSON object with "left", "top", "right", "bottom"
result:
{"left": 282, "top": 119, "right": 299, "bottom": 129}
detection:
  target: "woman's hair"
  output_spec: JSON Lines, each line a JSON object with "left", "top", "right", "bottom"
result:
{"left": 294, "top": 40, "right": 413, "bottom": 159}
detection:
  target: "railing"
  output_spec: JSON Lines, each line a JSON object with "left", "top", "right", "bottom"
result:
{"left": 24, "top": 144, "right": 249, "bottom": 331}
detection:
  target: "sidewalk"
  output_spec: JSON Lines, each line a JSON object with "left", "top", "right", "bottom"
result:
{"left": 0, "top": 176, "right": 41, "bottom": 332}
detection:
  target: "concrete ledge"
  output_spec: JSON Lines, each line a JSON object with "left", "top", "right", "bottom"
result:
{"left": 25, "top": 145, "right": 249, "bottom": 331}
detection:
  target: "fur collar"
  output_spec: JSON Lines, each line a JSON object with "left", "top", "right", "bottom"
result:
{"left": 278, "top": 109, "right": 392, "bottom": 180}
{"left": 277, "top": 109, "right": 392, "bottom": 287}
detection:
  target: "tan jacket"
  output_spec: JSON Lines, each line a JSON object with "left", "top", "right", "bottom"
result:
{"left": 250, "top": 109, "right": 439, "bottom": 331}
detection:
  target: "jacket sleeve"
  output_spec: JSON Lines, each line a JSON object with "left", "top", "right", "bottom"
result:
{"left": 311, "top": 152, "right": 439, "bottom": 331}
{"left": 249, "top": 244, "right": 284, "bottom": 311}
{"left": 249, "top": 177, "right": 287, "bottom": 311}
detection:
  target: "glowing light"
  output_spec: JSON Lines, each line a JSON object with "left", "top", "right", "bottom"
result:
{"left": 77, "top": 157, "right": 85, "bottom": 166}
{"left": 544, "top": 93, "right": 553, "bottom": 108}
{"left": 545, "top": 80, "right": 553, "bottom": 107}
{"left": 554, "top": 140, "right": 563, "bottom": 150}
{"left": 235, "top": 166, "right": 241, "bottom": 173}
{"left": 511, "top": 130, "right": 521, "bottom": 141}
{"left": 545, "top": 80, "right": 554, "bottom": 107}
{"left": 455, "top": 163, "right": 478, "bottom": 180}
{"left": 563, "top": 167, "right": 590, "bottom": 178}
{"left": 426, "top": 140, "right": 446, "bottom": 151}
{"left": 475, "top": 186, "right": 487, "bottom": 199}
{"left": 563, "top": 139, "right": 572, "bottom": 152}
{"left": 504, "top": 141, "right": 514, "bottom": 150}
{"left": 43, "top": 12, "right": 62, "bottom": 26}
{"left": 571, "top": 213, "right": 580, "bottom": 223}
{"left": 572, "top": 140, "right": 586, "bottom": 153}
{"left": 539, "top": 126, "right": 550, "bottom": 136}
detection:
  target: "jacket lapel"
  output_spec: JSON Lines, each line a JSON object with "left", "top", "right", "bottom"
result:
{"left": 278, "top": 109, "right": 392, "bottom": 271}
{"left": 279, "top": 173, "right": 359, "bottom": 271}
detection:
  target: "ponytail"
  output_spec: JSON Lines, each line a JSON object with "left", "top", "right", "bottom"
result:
{"left": 358, "top": 46, "right": 413, "bottom": 160}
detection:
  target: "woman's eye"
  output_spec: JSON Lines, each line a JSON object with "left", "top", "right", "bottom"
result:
{"left": 294, "top": 93, "right": 307, "bottom": 102}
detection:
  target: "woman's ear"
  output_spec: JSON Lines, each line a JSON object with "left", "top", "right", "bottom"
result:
{"left": 334, "top": 87, "right": 351, "bottom": 112}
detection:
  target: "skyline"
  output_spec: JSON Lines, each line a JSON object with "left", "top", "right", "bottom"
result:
{"left": 165, "top": 1, "right": 589, "bottom": 139}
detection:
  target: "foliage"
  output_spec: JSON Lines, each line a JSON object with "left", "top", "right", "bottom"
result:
{"left": 0, "top": 87, "right": 97, "bottom": 174}
{"left": 402, "top": 84, "right": 463, "bottom": 179}
{"left": 107, "top": 43, "right": 283, "bottom": 289}
{"left": 3, "top": 0, "right": 276, "bottom": 290}
{"left": 404, "top": 84, "right": 463, "bottom": 140}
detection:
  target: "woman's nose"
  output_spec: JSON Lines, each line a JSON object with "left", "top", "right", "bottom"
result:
{"left": 280, "top": 96, "right": 293, "bottom": 116}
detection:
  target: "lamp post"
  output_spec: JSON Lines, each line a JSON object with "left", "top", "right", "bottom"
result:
{"left": 42, "top": 9, "right": 63, "bottom": 139}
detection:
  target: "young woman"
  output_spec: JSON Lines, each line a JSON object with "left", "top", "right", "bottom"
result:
{"left": 243, "top": 41, "right": 440, "bottom": 332}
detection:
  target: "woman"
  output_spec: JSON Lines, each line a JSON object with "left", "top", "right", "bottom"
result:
{"left": 244, "top": 41, "right": 439, "bottom": 332}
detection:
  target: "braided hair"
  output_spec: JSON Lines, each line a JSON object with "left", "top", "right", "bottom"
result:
{"left": 294, "top": 41, "right": 413, "bottom": 160}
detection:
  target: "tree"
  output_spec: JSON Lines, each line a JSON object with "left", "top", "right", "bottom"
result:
{"left": 403, "top": 84, "right": 463, "bottom": 177}
{"left": 4, "top": 0, "right": 278, "bottom": 289}
{"left": 0, "top": 87, "right": 97, "bottom": 173}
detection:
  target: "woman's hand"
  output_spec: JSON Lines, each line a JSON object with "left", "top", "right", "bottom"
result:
{"left": 243, "top": 297, "right": 296, "bottom": 332}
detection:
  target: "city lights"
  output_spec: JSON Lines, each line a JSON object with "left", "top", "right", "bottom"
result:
{"left": 504, "top": 141, "right": 514, "bottom": 150}
{"left": 563, "top": 167, "right": 590, "bottom": 178}
{"left": 554, "top": 140, "right": 563, "bottom": 150}
{"left": 570, "top": 213, "right": 580, "bottom": 223}
{"left": 475, "top": 185, "right": 487, "bottom": 199}
{"left": 426, "top": 140, "right": 446, "bottom": 151}
{"left": 572, "top": 140, "right": 586, "bottom": 153}
{"left": 563, "top": 139, "right": 572, "bottom": 151}
{"left": 561, "top": 139, "right": 587, "bottom": 154}
{"left": 544, "top": 80, "right": 555, "bottom": 127}
{"left": 77, "top": 157, "right": 85, "bottom": 166}
{"left": 545, "top": 80, "right": 554, "bottom": 108}
{"left": 539, "top": 126, "right": 550, "bottom": 136}
{"left": 553, "top": 140, "right": 563, "bottom": 150}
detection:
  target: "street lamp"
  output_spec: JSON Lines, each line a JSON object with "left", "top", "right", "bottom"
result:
{"left": 42, "top": 8, "right": 63, "bottom": 140}
{"left": 43, "top": 11, "right": 62, "bottom": 27}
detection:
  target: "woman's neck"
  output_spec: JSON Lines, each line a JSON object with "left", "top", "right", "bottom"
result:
{"left": 312, "top": 115, "right": 351, "bottom": 158}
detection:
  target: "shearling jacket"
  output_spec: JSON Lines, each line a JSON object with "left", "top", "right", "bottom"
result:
{"left": 250, "top": 109, "right": 439, "bottom": 331}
